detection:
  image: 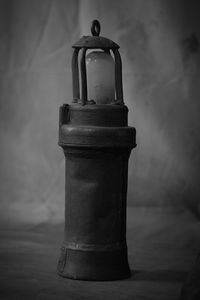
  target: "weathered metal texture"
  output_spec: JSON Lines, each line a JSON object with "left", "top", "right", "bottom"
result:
{"left": 71, "top": 20, "right": 123, "bottom": 105}
{"left": 73, "top": 20, "right": 119, "bottom": 50}
{"left": 57, "top": 104, "right": 136, "bottom": 280}
{"left": 72, "top": 35, "right": 119, "bottom": 50}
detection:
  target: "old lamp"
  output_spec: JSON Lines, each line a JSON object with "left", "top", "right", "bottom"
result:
{"left": 57, "top": 20, "right": 136, "bottom": 280}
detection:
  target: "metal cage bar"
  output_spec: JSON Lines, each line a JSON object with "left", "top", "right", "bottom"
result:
{"left": 80, "top": 48, "right": 87, "bottom": 105}
{"left": 72, "top": 48, "right": 80, "bottom": 102}
{"left": 113, "top": 49, "right": 124, "bottom": 104}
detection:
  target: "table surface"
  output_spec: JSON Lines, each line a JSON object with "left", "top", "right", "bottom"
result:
{"left": 0, "top": 207, "right": 200, "bottom": 300}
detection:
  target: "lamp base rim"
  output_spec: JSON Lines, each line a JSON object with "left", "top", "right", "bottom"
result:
{"left": 57, "top": 245, "right": 131, "bottom": 281}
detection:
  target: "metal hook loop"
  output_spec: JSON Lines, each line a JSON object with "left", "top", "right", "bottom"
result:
{"left": 91, "top": 20, "right": 101, "bottom": 36}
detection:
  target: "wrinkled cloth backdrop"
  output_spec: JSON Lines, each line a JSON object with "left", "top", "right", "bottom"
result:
{"left": 0, "top": 0, "right": 200, "bottom": 225}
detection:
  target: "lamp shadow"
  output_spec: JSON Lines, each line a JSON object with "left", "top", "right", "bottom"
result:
{"left": 128, "top": 269, "right": 188, "bottom": 283}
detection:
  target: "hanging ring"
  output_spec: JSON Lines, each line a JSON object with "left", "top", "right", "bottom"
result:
{"left": 91, "top": 20, "right": 101, "bottom": 36}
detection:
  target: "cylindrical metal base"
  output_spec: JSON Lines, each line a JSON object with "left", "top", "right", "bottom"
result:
{"left": 57, "top": 245, "right": 130, "bottom": 281}
{"left": 58, "top": 104, "right": 136, "bottom": 281}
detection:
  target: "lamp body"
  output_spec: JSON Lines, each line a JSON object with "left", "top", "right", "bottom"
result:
{"left": 57, "top": 104, "right": 136, "bottom": 280}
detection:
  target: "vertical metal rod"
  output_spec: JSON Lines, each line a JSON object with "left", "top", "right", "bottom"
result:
{"left": 113, "top": 49, "right": 124, "bottom": 104}
{"left": 80, "top": 48, "right": 87, "bottom": 105}
{"left": 72, "top": 48, "right": 80, "bottom": 101}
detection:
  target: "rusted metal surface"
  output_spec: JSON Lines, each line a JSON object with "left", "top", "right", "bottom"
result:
{"left": 80, "top": 48, "right": 87, "bottom": 105}
{"left": 72, "top": 35, "right": 119, "bottom": 50}
{"left": 113, "top": 49, "right": 124, "bottom": 104}
{"left": 91, "top": 19, "right": 101, "bottom": 37}
{"left": 58, "top": 104, "right": 136, "bottom": 280}
{"left": 73, "top": 20, "right": 119, "bottom": 50}
{"left": 71, "top": 48, "right": 80, "bottom": 102}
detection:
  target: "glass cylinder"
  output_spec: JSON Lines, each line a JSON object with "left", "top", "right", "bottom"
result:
{"left": 86, "top": 51, "right": 115, "bottom": 104}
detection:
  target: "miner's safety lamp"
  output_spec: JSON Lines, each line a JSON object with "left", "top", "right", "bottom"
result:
{"left": 57, "top": 20, "right": 136, "bottom": 280}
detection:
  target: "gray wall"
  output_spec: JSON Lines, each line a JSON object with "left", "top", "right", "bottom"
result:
{"left": 1, "top": 0, "right": 200, "bottom": 224}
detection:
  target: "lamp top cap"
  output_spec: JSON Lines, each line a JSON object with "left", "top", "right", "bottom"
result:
{"left": 72, "top": 20, "right": 119, "bottom": 50}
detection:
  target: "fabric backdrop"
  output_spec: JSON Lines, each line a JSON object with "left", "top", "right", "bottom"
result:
{"left": 0, "top": 0, "right": 200, "bottom": 224}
